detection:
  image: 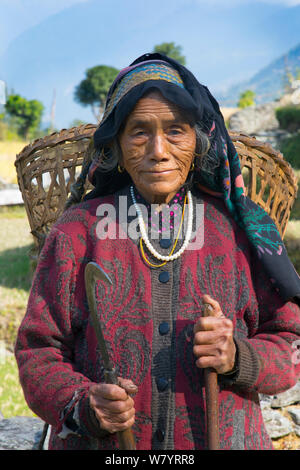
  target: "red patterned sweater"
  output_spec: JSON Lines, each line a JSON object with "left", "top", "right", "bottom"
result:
{"left": 15, "top": 186, "right": 300, "bottom": 450}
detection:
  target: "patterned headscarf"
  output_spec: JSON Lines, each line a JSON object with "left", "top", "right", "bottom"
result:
{"left": 86, "top": 53, "right": 300, "bottom": 305}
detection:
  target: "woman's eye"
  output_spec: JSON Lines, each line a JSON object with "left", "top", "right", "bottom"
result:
{"left": 169, "top": 128, "right": 182, "bottom": 135}
{"left": 132, "top": 130, "right": 147, "bottom": 137}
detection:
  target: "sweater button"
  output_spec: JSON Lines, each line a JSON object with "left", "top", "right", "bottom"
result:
{"left": 159, "top": 322, "right": 170, "bottom": 335}
{"left": 155, "top": 429, "right": 165, "bottom": 442}
{"left": 160, "top": 238, "right": 171, "bottom": 249}
{"left": 159, "top": 271, "right": 169, "bottom": 283}
{"left": 156, "top": 377, "right": 169, "bottom": 391}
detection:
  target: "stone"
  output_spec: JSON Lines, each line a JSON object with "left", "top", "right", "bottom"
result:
{"left": 271, "top": 382, "right": 300, "bottom": 408}
{"left": 259, "top": 394, "right": 273, "bottom": 409}
{"left": 0, "top": 416, "right": 45, "bottom": 450}
{"left": 287, "top": 406, "right": 300, "bottom": 426}
{"left": 261, "top": 408, "right": 294, "bottom": 439}
{"left": 228, "top": 102, "right": 279, "bottom": 135}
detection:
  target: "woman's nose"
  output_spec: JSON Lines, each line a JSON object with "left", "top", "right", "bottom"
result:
{"left": 150, "top": 134, "right": 169, "bottom": 161}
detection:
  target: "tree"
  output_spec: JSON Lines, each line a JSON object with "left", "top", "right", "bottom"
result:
{"left": 5, "top": 94, "right": 44, "bottom": 139}
{"left": 152, "top": 42, "right": 186, "bottom": 65}
{"left": 237, "top": 90, "right": 256, "bottom": 109}
{"left": 74, "top": 65, "right": 119, "bottom": 121}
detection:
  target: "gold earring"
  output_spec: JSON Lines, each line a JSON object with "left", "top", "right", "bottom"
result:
{"left": 190, "top": 162, "right": 195, "bottom": 172}
{"left": 118, "top": 164, "right": 124, "bottom": 173}
{"left": 194, "top": 151, "right": 203, "bottom": 158}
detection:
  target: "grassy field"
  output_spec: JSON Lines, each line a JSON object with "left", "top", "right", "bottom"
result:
{"left": 0, "top": 206, "right": 33, "bottom": 344}
{"left": 0, "top": 205, "right": 35, "bottom": 417}
{"left": 0, "top": 350, "right": 35, "bottom": 418}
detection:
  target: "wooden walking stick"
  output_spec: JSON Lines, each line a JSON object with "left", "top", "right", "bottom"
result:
{"left": 203, "top": 303, "right": 220, "bottom": 450}
{"left": 85, "top": 261, "right": 136, "bottom": 450}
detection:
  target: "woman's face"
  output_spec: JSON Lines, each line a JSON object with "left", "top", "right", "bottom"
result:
{"left": 118, "top": 91, "right": 196, "bottom": 204}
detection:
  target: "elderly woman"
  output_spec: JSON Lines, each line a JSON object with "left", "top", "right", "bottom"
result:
{"left": 15, "top": 53, "right": 300, "bottom": 450}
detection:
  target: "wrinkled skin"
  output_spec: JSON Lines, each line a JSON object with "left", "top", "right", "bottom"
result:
{"left": 193, "top": 294, "right": 236, "bottom": 374}
{"left": 89, "top": 93, "right": 236, "bottom": 434}
{"left": 89, "top": 377, "right": 138, "bottom": 434}
{"left": 118, "top": 90, "right": 196, "bottom": 205}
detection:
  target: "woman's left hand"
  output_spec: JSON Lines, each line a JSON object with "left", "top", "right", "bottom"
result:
{"left": 193, "top": 294, "right": 236, "bottom": 374}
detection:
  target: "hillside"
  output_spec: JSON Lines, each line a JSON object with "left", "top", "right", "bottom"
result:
{"left": 217, "top": 42, "right": 300, "bottom": 106}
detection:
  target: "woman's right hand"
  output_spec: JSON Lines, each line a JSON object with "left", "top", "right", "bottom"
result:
{"left": 89, "top": 377, "right": 138, "bottom": 434}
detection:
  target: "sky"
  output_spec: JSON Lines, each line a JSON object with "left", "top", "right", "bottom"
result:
{"left": 0, "top": 0, "right": 88, "bottom": 55}
{"left": 1, "top": 0, "right": 300, "bottom": 127}
{"left": 1, "top": 0, "right": 300, "bottom": 55}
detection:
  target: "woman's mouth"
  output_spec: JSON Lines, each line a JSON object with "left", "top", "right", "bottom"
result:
{"left": 146, "top": 169, "right": 175, "bottom": 174}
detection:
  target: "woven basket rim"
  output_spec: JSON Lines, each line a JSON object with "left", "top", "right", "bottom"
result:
{"left": 15, "top": 123, "right": 97, "bottom": 164}
{"left": 229, "top": 131, "right": 298, "bottom": 193}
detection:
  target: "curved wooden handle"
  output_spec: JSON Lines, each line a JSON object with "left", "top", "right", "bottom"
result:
{"left": 104, "top": 370, "right": 136, "bottom": 450}
{"left": 204, "top": 368, "right": 220, "bottom": 450}
{"left": 117, "top": 428, "right": 136, "bottom": 450}
{"left": 203, "top": 303, "right": 220, "bottom": 450}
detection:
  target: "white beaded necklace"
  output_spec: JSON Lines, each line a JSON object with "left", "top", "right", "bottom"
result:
{"left": 130, "top": 185, "right": 193, "bottom": 262}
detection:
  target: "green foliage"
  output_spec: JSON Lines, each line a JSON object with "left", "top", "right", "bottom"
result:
{"left": 289, "top": 170, "right": 300, "bottom": 220}
{"left": 290, "top": 192, "right": 300, "bottom": 220}
{"left": 0, "top": 121, "right": 21, "bottom": 141}
{"left": 276, "top": 105, "right": 300, "bottom": 132}
{"left": 0, "top": 209, "right": 33, "bottom": 346}
{"left": 279, "top": 132, "right": 300, "bottom": 169}
{"left": 5, "top": 94, "right": 44, "bottom": 140}
{"left": 74, "top": 65, "right": 119, "bottom": 119}
{"left": 285, "top": 219, "right": 300, "bottom": 275}
{"left": 285, "top": 237, "right": 300, "bottom": 275}
{"left": 237, "top": 90, "right": 256, "bottom": 108}
{"left": 153, "top": 42, "right": 186, "bottom": 65}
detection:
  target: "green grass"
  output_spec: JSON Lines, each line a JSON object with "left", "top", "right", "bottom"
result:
{"left": 0, "top": 208, "right": 34, "bottom": 346}
{"left": 0, "top": 205, "right": 28, "bottom": 219}
{"left": 276, "top": 105, "right": 300, "bottom": 133}
{"left": 0, "top": 349, "right": 35, "bottom": 418}
{"left": 0, "top": 207, "right": 35, "bottom": 417}
{"left": 284, "top": 220, "right": 300, "bottom": 274}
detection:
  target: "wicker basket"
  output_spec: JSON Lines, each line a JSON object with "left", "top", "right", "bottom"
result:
{"left": 230, "top": 132, "right": 298, "bottom": 238}
{"left": 15, "top": 124, "right": 96, "bottom": 252}
{"left": 15, "top": 125, "right": 298, "bottom": 252}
